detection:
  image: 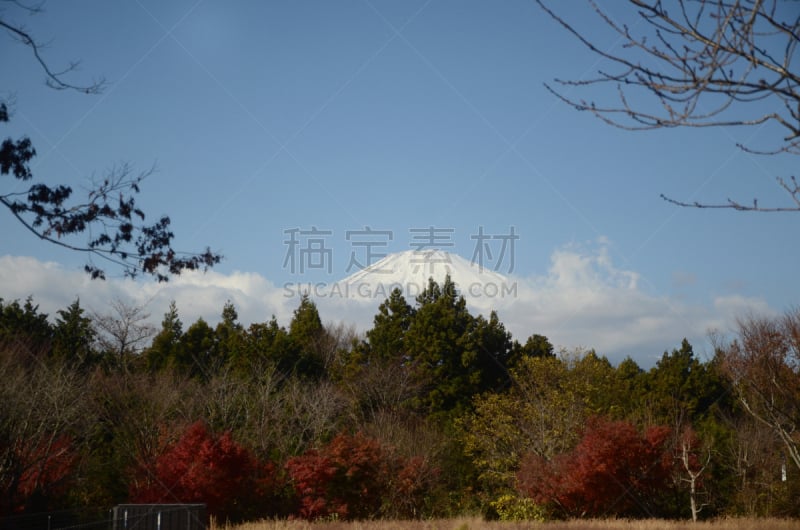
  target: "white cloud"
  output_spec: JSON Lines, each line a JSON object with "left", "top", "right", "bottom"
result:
{"left": 0, "top": 256, "right": 294, "bottom": 329}
{"left": 485, "top": 244, "right": 771, "bottom": 364}
{"left": 0, "top": 243, "right": 775, "bottom": 367}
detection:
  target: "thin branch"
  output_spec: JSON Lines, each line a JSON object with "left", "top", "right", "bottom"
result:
{"left": 0, "top": 19, "right": 105, "bottom": 94}
{"left": 661, "top": 174, "right": 800, "bottom": 211}
{"left": 538, "top": 0, "right": 800, "bottom": 212}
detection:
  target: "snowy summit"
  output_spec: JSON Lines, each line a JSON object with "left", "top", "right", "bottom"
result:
{"left": 333, "top": 249, "right": 515, "bottom": 302}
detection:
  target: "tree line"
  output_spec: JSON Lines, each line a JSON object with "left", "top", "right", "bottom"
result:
{"left": 0, "top": 277, "right": 798, "bottom": 523}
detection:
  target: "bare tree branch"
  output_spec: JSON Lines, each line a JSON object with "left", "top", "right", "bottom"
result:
{"left": 0, "top": 1, "right": 105, "bottom": 94}
{"left": 0, "top": 3, "right": 222, "bottom": 280}
{"left": 537, "top": 0, "right": 800, "bottom": 212}
{"left": 92, "top": 298, "right": 155, "bottom": 371}
{"left": 716, "top": 308, "right": 800, "bottom": 472}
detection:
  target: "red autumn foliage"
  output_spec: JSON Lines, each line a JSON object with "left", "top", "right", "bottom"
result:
{"left": 285, "top": 452, "right": 340, "bottom": 519}
{"left": 286, "top": 431, "right": 436, "bottom": 520}
{"left": 286, "top": 431, "right": 388, "bottom": 520}
{"left": 386, "top": 454, "right": 440, "bottom": 519}
{"left": 130, "top": 421, "right": 276, "bottom": 522}
{"left": 4, "top": 434, "right": 77, "bottom": 514}
{"left": 517, "top": 417, "right": 672, "bottom": 518}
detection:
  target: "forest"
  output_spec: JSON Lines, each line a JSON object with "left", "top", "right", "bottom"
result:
{"left": 0, "top": 276, "right": 798, "bottom": 525}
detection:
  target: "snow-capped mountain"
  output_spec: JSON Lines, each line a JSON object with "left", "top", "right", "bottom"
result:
{"left": 331, "top": 249, "right": 515, "bottom": 303}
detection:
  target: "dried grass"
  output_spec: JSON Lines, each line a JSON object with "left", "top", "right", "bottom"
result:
{"left": 219, "top": 517, "right": 799, "bottom": 530}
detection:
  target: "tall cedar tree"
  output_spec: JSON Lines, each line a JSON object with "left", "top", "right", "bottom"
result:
{"left": 238, "top": 318, "right": 292, "bottom": 378}
{"left": 366, "top": 288, "right": 415, "bottom": 362}
{"left": 0, "top": 297, "right": 52, "bottom": 355}
{"left": 287, "top": 295, "right": 325, "bottom": 379}
{"left": 177, "top": 318, "right": 217, "bottom": 380}
{"left": 404, "top": 277, "right": 514, "bottom": 416}
{"left": 51, "top": 299, "right": 97, "bottom": 370}
{"left": 215, "top": 301, "right": 245, "bottom": 368}
{"left": 145, "top": 301, "right": 184, "bottom": 372}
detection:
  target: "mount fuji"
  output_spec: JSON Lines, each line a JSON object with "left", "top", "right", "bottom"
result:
{"left": 329, "top": 249, "right": 517, "bottom": 304}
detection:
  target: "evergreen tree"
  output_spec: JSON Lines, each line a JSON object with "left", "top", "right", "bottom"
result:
{"left": 287, "top": 295, "right": 325, "bottom": 379}
{"left": 177, "top": 318, "right": 218, "bottom": 380}
{"left": 0, "top": 297, "right": 52, "bottom": 355}
{"left": 641, "top": 340, "right": 733, "bottom": 518}
{"left": 404, "top": 277, "right": 474, "bottom": 415}
{"left": 338, "top": 289, "right": 416, "bottom": 380}
{"left": 215, "top": 300, "right": 245, "bottom": 369}
{"left": 464, "top": 311, "right": 515, "bottom": 394}
{"left": 644, "top": 339, "right": 725, "bottom": 426}
{"left": 236, "top": 317, "right": 292, "bottom": 379}
{"left": 52, "top": 298, "right": 97, "bottom": 370}
{"left": 145, "top": 300, "right": 183, "bottom": 372}
{"left": 365, "top": 288, "right": 415, "bottom": 363}
{"left": 567, "top": 350, "right": 620, "bottom": 416}
{"left": 514, "top": 333, "right": 555, "bottom": 361}
{"left": 612, "top": 356, "right": 647, "bottom": 420}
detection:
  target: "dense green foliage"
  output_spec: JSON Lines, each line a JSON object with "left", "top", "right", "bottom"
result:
{"left": 0, "top": 284, "right": 798, "bottom": 523}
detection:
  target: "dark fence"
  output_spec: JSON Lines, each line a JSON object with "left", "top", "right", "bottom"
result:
{"left": 1, "top": 505, "right": 206, "bottom": 530}
{"left": 110, "top": 506, "right": 206, "bottom": 530}
{"left": 0, "top": 510, "right": 88, "bottom": 530}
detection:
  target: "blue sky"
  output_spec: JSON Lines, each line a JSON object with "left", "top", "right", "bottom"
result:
{"left": 0, "top": 1, "right": 796, "bottom": 364}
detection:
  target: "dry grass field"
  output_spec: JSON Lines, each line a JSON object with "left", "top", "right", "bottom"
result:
{"left": 221, "top": 517, "right": 799, "bottom": 530}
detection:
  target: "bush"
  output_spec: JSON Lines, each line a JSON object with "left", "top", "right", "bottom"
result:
{"left": 517, "top": 416, "right": 672, "bottom": 518}
{"left": 130, "top": 421, "right": 278, "bottom": 522}
{"left": 286, "top": 432, "right": 388, "bottom": 520}
{"left": 489, "top": 494, "right": 547, "bottom": 521}
{"left": 286, "top": 431, "right": 438, "bottom": 520}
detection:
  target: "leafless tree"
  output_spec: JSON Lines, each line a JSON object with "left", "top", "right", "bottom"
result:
{"left": 340, "top": 357, "right": 422, "bottom": 426}
{"left": 237, "top": 368, "right": 285, "bottom": 457}
{"left": 318, "top": 321, "right": 360, "bottom": 374}
{"left": 88, "top": 369, "right": 201, "bottom": 495}
{"left": 278, "top": 378, "right": 348, "bottom": 457}
{"left": 716, "top": 308, "right": 800, "bottom": 472}
{"left": 202, "top": 367, "right": 250, "bottom": 432}
{"left": 0, "top": 343, "right": 85, "bottom": 513}
{"left": 92, "top": 298, "right": 155, "bottom": 369}
{"left": 234, "top": 371, "right": 348, "bottom": 461}
{"left": 362, "top": 409, "right": 447, "bottom": 519}
{"left": 538, "top": 0, "right": 800, "bottom": 211}
{"left": 722, "top": 413, "right": 786, "bottom": 515}
{"left": 677, "top": 427, "right": 712, "bottom": 522}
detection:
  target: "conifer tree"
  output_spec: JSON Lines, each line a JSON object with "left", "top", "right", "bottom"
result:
{"left": 145, "top": 300, "right": 183, "bottom": 372}
{"left": 365, "top": 288, "right": 415, "bottom": 363}
{"left": 52, "top": 298, "right": 97, "bottom": 370}
{"left": 287, "top": 295, "right": 326, "bottom": 379}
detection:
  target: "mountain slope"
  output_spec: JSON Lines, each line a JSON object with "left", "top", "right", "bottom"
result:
{"left": 334, "top": 249, "right": 514, "bottom": 302}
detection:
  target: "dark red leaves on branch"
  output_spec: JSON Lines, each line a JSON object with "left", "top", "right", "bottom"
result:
{"left": 286, "top": 431, "right": 436, "bottom": 520}
{"left": 2, "top": 434, "right": 77, "bottom": 515}
{"left": 0, "top": 103, "right": 221, "bottom": 281}
{"left": 130, "top": 421, "right": 275, "bottom": 522}
{"left": 517, "top": 417, "right": 672, "bottom": 518}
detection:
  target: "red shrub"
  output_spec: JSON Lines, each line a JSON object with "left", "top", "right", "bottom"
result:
{"left": 130, "top": 421, "right": 275, "bottom": 522}
{"left": 386, "top": 455, "right": 440, "bottom": 518}
{"left": 285, "top": 450, "right": 342, "bottom": 519}
{"left": 286, "top": 432, "right": 391, "bottom": 520}
{"left": 518, "top": 417, "right": 672, "bottom": 517}
{"left": 7, "top": 434, "right": 77, "bottom": 513}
